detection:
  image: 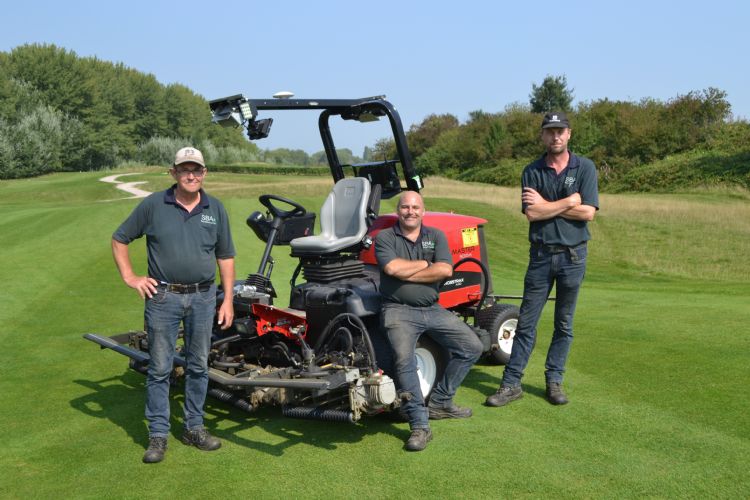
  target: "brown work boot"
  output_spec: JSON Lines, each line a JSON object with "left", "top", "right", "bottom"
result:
{"left": 142, "top": 437, "right": 168, "bottom": 463}
{"left": 546, "top": 382, "right": 569, "bottom": 405}
{"left": 405, "top": 428, "right": 432, "bottom": 452}
{"left": 485, "top": 385, "right": 523, "bottom": 407}
{"left": 181, "top": 427, "right": 221, "bottom": 451}
{"left": 427, "top": 403, "right": 473, "bottom": 420}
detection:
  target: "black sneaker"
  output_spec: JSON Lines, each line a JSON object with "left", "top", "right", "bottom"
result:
{"left": 485, "top": 385, "right": 523, "bottom": 407}
{"left": 546, "top": 382, "right": 569, "bottom": 405}
{"left": 427, "top": 403, "right": 473, "bottom": 420}
{"left": 181, "top": 427, "right": 221, "bottom": 451}
{"left": 405, "top": 428, "right": 432, "bottom": 452}
{"left": 142, "top": 437, "right": 167, "bottom": 463}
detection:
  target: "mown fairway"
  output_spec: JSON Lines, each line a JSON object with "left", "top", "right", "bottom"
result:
{"left": 1, "top": 170, "right": 748, "bottom": 498}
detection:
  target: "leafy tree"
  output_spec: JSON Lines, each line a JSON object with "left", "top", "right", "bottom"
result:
{"left": 406, "top": 113, "right": 459, "bottom": 158}
{"left": 370, "top": 137, "right": 397, "bottom": 162}
{"left": 0, "top": 43, "right": 256, "bottom": 177}
{"left": 529, "top": 75, "right": 574, "bottom": 113}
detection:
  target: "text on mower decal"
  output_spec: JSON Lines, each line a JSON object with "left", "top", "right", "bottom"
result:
{"left": 443, "top": 277, "right": 465, "bottom": 287}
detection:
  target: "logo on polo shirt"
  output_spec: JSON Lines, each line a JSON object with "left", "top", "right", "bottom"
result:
{"left": 422, "top": 240, "right": 435, "bottom": 250}
{"left": 201, "top": 214, "right": 217, "bottom": 225}
{"left": 564, "top": 176, "right": 576, "bottom": 186}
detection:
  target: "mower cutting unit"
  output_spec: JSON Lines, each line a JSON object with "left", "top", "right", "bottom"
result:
{"left": 84, "top": 93, "right": 520, "bottom": 423}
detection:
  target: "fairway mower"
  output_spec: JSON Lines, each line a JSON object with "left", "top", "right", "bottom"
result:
{"left": 84, "top": 94, "right": 520, "bottom": 423}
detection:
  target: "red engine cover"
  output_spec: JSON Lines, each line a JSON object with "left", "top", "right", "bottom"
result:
{"left": 361, "top": 212, "right": 489, "bottom": 309}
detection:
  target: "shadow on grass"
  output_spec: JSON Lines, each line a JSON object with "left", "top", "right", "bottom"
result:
{"left": 204, "top": 404, "right": 407, "bottom": 456}
{"left": 71, "top": 370, "right": 406, "bottom": 455}
{"left": 70, "top": 371, "right": 150, "bottom": 446}
{"left": 463, "top": 364, "right": 549, "bottom": 401}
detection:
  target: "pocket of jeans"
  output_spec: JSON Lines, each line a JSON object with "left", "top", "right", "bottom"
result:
{"left": 198, "top": 285, "right": 217, "bottom": 304}
{"left": 381, "top": 306, "right": 402, "bottom": 329}
{"left": 571, "top": 245, "right": 587, "bottom": 264}
{"left": 148, "top": 288, "right": 169, "bottom": 304}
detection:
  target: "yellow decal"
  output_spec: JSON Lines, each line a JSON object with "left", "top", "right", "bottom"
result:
{"left": 461, "top": 227, "right": 479, "bottom": 247}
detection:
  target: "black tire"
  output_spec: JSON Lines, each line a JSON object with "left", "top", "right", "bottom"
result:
{"left": 476, "top": 303, "right": 520, "bottom": 365}
{"left": 414, "top": 335, "right": 447, "bottom": 398}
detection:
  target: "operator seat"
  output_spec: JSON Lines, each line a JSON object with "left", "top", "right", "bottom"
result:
{"left": 290, "top": 177, "right": 371, "bottom": 255}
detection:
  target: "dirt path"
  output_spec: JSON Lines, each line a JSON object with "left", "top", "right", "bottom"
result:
{"left": 99, "top": 173, "right": 151, "bottom": 199}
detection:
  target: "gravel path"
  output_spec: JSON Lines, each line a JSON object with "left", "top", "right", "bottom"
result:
{"left": 99, "top": 173, "right": 151, "bottom": 199}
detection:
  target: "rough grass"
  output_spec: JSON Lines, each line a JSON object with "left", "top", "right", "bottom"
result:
{"left": 0, "top": 171, "right": 748, "bottom": 499}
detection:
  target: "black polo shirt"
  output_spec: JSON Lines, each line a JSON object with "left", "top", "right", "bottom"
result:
{"left": 375, "top": 223, "right": 452, "bottom": 306}
{"left": 521, "top": 152, "right": 599, "bottom": 246}
{"left": 113, "top": 185, "right": 235, "bottom": 284}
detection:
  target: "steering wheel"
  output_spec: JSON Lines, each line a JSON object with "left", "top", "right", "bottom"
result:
{"left": 258, "top": 194, "right": 307, "bottom": 219}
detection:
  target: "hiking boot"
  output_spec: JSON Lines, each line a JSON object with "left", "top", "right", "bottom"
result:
{"left": 546, "top": 382, "right": 569, "bottom": 405}
{"left": 181, "top": 427, "right": 221, "bottom": 451}
{"left": 427, "top": 403, "right": 473, "bottom": 420}
{"left": 405, "top": 428, "right": 432, "bottom": 452}
{"left": 142, "top": 437, "right": 167, "bottom": 463}
{"left": 485, "top": 385, "right": 523, "bottom": 407}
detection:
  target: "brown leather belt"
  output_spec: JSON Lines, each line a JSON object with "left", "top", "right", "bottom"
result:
{"left": 158, "top": 281, "right": 213, "bottom": 294}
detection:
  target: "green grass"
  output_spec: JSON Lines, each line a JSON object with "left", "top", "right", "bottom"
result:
{"left": 0, "top": 171, "right": 748, "bottom": 498}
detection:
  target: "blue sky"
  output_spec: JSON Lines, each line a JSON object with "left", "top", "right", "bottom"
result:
{"left": 2, "top": 0, "right": 747, "bottom": 156}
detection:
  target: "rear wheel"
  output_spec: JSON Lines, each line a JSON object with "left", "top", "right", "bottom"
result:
{"left": 477, "top": 303, "right": 520, "bottom": 365}
{"left": 415, "top": 336, "right": 446, "bottom": 397}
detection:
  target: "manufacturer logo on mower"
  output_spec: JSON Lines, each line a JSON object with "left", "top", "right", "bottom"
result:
{"left": 442, "top": 277, "right": 465, "bottom": 287}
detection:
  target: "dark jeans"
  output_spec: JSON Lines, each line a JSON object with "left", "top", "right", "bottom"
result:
{"left": 144, "top": 284, "right": 216, "bottom": 437}
{"left": 382, "top": 303, "right": 483, "bottom": 430}
{"left": 502, "top": 243, "right": 587, "bottom": 387}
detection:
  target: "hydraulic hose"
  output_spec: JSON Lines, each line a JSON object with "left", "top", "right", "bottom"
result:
{"left": 313, "top": 313, "right": 377, "bottom": 371}
{"left": 453, "top": 256, "right": 490, "bottom": 310}
{"left": 211, "top": 334, "right": 241, "bottom": 349}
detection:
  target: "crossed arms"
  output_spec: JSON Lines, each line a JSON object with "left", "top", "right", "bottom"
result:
{"left": 382, "top": 258, "right": 453, "bottom": 284}
{"left": 522, "top": 188, "right": 596, "bottom": 222}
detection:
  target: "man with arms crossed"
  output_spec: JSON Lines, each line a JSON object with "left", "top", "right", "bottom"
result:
{"left": 486, "top": 112, "right": 598, "bottom": 408}
{"left": 376, "top": 191, "right": 483, "bottom": 451}
{"left": 112, "top": 147, "right": 235, "bottom": 463}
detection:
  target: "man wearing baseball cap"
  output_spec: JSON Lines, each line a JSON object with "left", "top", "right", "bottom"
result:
{"left": 486, "top": 112, "right": 599, "bottom": 408}
{"left": 112, "top": 146, "right": 236, "bottom": 463}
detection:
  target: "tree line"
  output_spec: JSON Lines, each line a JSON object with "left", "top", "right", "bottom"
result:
{"left": 0, "top": 44, "right": 364, "bottom": 179}
{"left": 0, "top": 44, "right": 261, "bottom": 178}
{"left": 373, "top": 76, "right": 749, "bottom": 191}
{"left": 2, "top": 45, "right": 747, "bottom": 191}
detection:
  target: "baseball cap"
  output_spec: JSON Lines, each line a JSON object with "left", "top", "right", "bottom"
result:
{"left": 174, "top": 147, "right": 205, "bottom": 168}
{"left": 541, "top": 112, "right": 570, "bottom": 129}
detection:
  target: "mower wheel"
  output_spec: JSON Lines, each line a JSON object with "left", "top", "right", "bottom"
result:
{"left": 415, "top": 336, "right": 447, "bottom": 398}
{"left": 477, "top": 303, "right": 520, "bottom": 365}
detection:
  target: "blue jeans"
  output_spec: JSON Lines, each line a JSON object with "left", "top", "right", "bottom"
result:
{"left": 382, "top": 303, "right": 483, "bottom": 430}
{"left": 502, "top": 243, "right": 587, "bottom": 387}
{"left": 144, "top": 284, "right": 216, "bottom": 437}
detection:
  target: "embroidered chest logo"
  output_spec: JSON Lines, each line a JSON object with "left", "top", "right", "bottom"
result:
{"left": 201, "top": 214, "right": 217, "bottom": 225}
{"left": 564, "top": 176, "right": 576, "bottom": 186}
{"left": 421, "top": 240, "right": 435, "bottom": 250}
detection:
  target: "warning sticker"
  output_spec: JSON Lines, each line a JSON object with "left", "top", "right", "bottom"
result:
{"left": 461, "top": 227, "right": 479, "bottom": 247}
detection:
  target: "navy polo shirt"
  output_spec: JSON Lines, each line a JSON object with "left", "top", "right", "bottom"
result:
{"left": 113, "top": 185, "right": 235, "bottom": 284}
{"left": 375, "top": 223, "right": 452, "bottom": 307}
{"left": 521, "top": 152, "right": 599, "bottom": 246}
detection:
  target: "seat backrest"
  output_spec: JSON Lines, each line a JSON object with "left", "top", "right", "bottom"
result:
{"left": 289, "top": 177, "right": 371, "bottom": 255}
{"left": 324, "top": 177, "right": 370, "bottom": 238}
